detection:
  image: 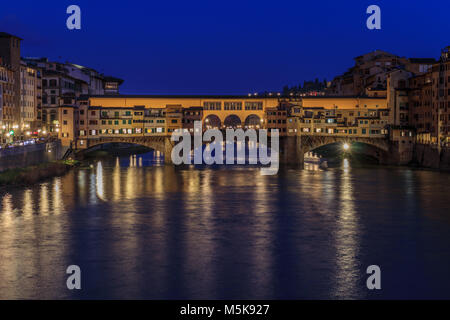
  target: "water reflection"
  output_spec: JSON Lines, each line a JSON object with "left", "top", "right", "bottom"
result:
{"left": 0, "top": 153, "right": 450, "bottom": 299}
{"left": 332, "top": 158, "right": 360, "bottom": 298}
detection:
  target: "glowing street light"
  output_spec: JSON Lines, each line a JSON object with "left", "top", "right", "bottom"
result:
{"left": 343, "top": 143, "right": 350, "bottom": 151}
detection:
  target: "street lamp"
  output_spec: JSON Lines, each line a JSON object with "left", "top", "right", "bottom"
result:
{"left": 343, "top": 143, "right": 350, "bottom": 151}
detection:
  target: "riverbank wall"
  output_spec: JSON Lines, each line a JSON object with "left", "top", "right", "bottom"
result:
{"left": 412, "top": 144, "right": 450, "bottom": 170}
{"left": 0, "top": 141, "right": 66, "bottom": 172}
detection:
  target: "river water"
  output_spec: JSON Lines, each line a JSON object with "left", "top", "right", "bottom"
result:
{"left": 0, "top": 151, "right": 449, "bottom": 299}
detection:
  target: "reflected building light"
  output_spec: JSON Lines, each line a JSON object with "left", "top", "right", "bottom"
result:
{"left": 333, "top": 160, "right": 359, "bottom": 297}
{"left": 52, "top": 177, "right": 64, "bottom": 215}
{"left": 77, "top": 170, "right": 88, "bottom": 206}
{"left": 113, "top": 157, "right": 121, "bottom": 201}
{"left": 125, "top": 164, "right": 136, "bottom": 199}
{"left": 39, "top": 183, "right": 50, "bottom": 216}
{"left": 22, "top": 189, "right": 34, "bottom": 219}
{"left": 251, "top": 173, "right": 274, "bottom": 293}
{"left": 343, "top": 158, "right": 350, "bottom": 173}
{"left": 96, "top": 161, "right": 105, "bottom": 201}
{"left": 154, "top": 168, "right": 164, "bottom": 197}
{"left": 1, "top": 194, "right": 14, "bottom": 226}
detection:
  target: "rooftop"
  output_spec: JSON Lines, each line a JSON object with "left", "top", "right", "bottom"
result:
{"left": 89, "top": 94, "right": 279, "bottom": 99}
{"left": 0, "top": 32, "right": 23, "bottom": 40}
{"left": 408, "top": 58, "right": 437, "bottom": 64}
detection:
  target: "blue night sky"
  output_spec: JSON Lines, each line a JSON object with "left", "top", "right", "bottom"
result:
{"left": 1, "top": 0, "right": 448, "bottom": 94}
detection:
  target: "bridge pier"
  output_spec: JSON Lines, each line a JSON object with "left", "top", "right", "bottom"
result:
{"left": 164, "top": 137, "right": 174, "bottom": 164}
{"left": 280, "top": 136, "right": 304, "bottom": 166}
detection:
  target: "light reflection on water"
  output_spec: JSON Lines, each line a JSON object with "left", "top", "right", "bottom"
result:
{"left": 0, "top": 151, "right": 450, "bottom": 299}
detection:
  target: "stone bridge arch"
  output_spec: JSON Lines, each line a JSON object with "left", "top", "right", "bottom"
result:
{"left": 244, "top": 114, "right": 262, "bottom": 128}
{"left": 223, "top": 114, "right": 242, "bottom": 128}
{"left": 74, "top": 136, "right": 175, "bottom": 163}
{"left": 300, "top": 135, "right": 390, "bottom": 162}
{"left": 203, "top": 114, "right": 221, "bottom": 129}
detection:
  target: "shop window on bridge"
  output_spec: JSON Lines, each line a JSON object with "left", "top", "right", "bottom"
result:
{"left": 245, "top": 102, "right": 263, "bottom": 110}
{"left": 203, "top": 102, "right": 221, "bottom": 110}
{"left": 224, "top": 102, "right": 242, "bottom": 110}
{"left": 114, "top": 120, "right": 119, "bottom": 125}
{"left": 362, "top": 129, "right": 367, "bottom": 134}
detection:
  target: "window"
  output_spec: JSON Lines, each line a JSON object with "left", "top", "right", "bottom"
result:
{"left": 245, "top": 102, "right": 263, "bottom": 110}
{"left": 203, "top": 102, "right": 221, "bottom": 110}
{"left": 224, "top": 102, "right": 242, "bottom": 110}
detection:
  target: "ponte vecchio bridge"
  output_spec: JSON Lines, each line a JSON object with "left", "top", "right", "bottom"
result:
{"left": 61, "top": 95, "right": 414, "bottom": 165}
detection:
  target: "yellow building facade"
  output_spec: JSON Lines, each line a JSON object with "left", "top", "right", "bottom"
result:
{"left": 60, "top": 95, "right": 280, "bottom": 147}
{"left": 89, "top": 95, "right": 279, "bottom": 125}
{"left": 287, "top": 96, "right": 390, "bottom": 138}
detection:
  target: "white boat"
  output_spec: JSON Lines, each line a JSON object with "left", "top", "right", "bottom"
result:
{"left": 304, "top": 152, "right": 328, "bottom": 169}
